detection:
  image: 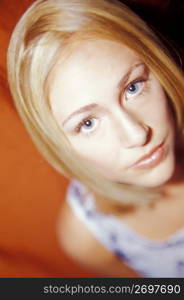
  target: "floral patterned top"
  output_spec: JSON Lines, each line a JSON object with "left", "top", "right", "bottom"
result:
{"left": 66, "top": 179, "right": 184, "bottom": 277}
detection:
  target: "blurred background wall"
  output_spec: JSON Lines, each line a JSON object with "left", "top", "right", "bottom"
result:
{"left": 0, "top": 0, "right": 97, "bottom": 277}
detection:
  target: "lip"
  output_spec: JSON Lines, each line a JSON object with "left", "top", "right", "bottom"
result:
{"left": 130, "top": 141, "right": 167, "bottom": 170}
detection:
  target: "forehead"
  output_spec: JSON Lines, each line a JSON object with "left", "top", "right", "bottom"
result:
{"left": 49, "top": 39, "right": 139, "bottom": 119}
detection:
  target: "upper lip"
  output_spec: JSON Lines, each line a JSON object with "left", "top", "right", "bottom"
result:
{"left": 131, "top": 141, "right": 164, "bottom": 167}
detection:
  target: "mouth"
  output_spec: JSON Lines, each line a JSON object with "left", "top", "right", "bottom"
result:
{"left": 130, "top": 141, "right": 167, "bottom": 170}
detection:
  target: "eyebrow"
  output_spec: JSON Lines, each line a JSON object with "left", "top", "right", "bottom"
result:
{"left": 117, "top": 62, "right": 144, "bottom": 90}
{"left": 62, "top": 62, "right": 144, "bottom": 127}
{"left": 62, "top": 103, "right": 98, "bottom": 127}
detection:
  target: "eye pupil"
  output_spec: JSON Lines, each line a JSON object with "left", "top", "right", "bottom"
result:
{"left": 125, "top": 79, "right": 146, "bottom": 100}
{"left": 85, "top": 120, "right": 92, "bottom": 127}
{"left": 128, "top": 83, "right": 137, "bottom": 92}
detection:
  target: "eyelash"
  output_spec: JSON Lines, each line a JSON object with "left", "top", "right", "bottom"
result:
{"left": 75, "top": 114, "right": 97, "bottom": 134}
{"left": 75, "top": 76, "right": 150, "bottom": 135}
{"left": 124, "top": 76, "right": 149, "bottom": 100}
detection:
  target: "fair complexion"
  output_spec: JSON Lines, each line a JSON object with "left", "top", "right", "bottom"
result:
{"left": 50, "top": 39, "right": 175, "bottom": 189}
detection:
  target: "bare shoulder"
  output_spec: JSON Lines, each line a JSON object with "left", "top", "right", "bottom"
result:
{"left": 56, "top": 201, "right": 140, "bottom": 277}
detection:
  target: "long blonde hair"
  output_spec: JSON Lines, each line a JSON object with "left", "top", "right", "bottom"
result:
{"left": 7, "top": 0, "right": 184, "bottom": 211}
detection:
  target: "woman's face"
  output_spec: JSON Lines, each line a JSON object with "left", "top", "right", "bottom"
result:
{"left": 50, "top": 39, "right": 175, "bottom": 188}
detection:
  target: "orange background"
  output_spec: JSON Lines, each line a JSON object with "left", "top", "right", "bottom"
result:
{"left": 0, "top": 0, "right": 96, "bottom": 277}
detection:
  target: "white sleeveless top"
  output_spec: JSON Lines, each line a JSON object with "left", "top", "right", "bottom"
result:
{"left": 66, "top": 179, "right": 184, "bottom": 277}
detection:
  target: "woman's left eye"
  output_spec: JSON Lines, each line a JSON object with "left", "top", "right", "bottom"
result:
{"left": 125, "top": 80, "right": 145, "bottom": 100}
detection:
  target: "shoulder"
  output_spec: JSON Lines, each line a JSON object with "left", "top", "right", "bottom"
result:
{"left": 57, "top": 201, "right": 113, "bottom": 266}
{"left": 56, "top": 201, "right": 140, "bottom": 277}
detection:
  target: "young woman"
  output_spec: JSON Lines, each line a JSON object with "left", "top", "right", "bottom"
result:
{"left": 7, "top": 0, "right": 184, "bottom": 277}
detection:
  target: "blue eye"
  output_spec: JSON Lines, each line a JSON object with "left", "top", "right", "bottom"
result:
{"left": 82, "top": 119, "right": 94, "bottom": 130}
{"left": 125, "top": 80, "right": 144, "bottom": 99}
{"left": 75, "top": 117, "right": 98, "bottom": 134}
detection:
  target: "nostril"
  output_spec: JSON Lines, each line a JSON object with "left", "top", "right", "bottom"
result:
{"left": 143, "top": 124, "right": 152, "bottom": 145}
{"left": 123, "top": 123, "right": 152, "bottom": 149}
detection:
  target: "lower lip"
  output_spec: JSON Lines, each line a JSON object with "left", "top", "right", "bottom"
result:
{"left": 131, "top": 142, "right": 167, "bottom": 170}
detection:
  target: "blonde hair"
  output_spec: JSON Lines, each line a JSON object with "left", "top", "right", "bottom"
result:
{"left": 7, "top": 0, "right": 184, "bottom": 211}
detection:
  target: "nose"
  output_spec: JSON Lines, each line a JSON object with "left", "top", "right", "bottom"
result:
{"left": 118, "top": 111, "right": 151, "bottom": 148}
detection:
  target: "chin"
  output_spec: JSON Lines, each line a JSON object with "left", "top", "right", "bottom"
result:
{"left": 139, "top": 162, "right": 175, "bottom": 188}
{"left": 140, "top": 177, "right": 172, "bottom": 188}
{"left": 131, "top": 150, "right": 176, "bottom": 189}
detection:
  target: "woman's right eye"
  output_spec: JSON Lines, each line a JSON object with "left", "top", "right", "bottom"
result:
{"left": 75, "top": 116, "right": 98, "bottom": 135}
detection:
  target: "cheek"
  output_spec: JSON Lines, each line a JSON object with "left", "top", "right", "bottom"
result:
{"left": 144, "top": 90, "right": 173, "bottom": 130}
{"left": 158, "top": 103, "right": 173, "bottom": 130}
{"left": 69, "top": 132, "right": 120, "bottom": 169}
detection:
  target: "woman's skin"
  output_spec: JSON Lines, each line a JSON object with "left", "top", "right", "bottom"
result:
{"left": 50, "top": 39, "right": 184, "bottom": 276}
{"left": 50, "top": 39, "right": 175, "bottom": 188}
